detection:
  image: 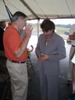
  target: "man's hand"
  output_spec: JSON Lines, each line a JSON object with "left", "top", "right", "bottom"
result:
{"left": 24, "top": 24, "right": 33, "bottom": 38}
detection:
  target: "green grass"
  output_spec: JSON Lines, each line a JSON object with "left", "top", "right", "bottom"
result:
{"left": 56, "top": 26, "right": 69, "bottom": 35}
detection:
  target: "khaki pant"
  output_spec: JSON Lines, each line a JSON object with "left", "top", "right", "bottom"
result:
{"left": 6, "top": 59, "right": 28, "bottom": 100}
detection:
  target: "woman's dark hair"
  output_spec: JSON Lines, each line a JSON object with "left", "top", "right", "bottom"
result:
{"left": 40, "top": 18, "right": 55, "bottom": 32}
{"left": 12, "top": 11, "right": 27, "bottom": 22}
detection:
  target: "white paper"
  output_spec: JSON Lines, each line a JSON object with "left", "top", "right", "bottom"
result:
{"left": 71, "top": 54, "right": 75, "bottom": 64}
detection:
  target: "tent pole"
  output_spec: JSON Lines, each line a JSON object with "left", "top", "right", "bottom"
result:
{"left": 20, "top": 0, "right": 39, "bottom": 19}
{"left": 3, "top": 0, "right": 12, "bottom": 21}
{"left": 37, "top": 19, "right": 40, "bottom": 39}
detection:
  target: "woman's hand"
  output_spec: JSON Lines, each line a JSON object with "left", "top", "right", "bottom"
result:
{"left": 38, "top": 53, "right": 49, "bottom": 62}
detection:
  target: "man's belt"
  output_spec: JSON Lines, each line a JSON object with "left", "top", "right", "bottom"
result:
{"left": 9, "top": 59, "right": 26, "bottom": 63}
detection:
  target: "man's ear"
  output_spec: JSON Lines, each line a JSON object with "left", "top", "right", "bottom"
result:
{"left": 50, "top": 29, "right": 54, "bottom": 33}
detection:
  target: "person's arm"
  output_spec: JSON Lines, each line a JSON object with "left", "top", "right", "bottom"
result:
{"left": 47, "top": 37, "right": 66, "bottom": 61}
{"left": 15, "top": 24, "right": 33, "bottom": 58}
{"left": 71, "top": 54, "right": 75, "bottom": 92}
{"left": 72, "top": 65, "right": 75, "bottom": 93}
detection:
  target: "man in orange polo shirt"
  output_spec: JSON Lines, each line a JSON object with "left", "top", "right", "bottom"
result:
{"left": 3, "top": 11, "right": 33, "bottom": 100}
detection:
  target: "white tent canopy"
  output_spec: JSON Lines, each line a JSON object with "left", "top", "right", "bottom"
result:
{"left": 0, "top": 0, "right": 75, "bottom": 21}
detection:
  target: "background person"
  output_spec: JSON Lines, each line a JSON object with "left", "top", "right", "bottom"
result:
{"left": 0, "top": 21, "right": 6, "bottom": 56}
{"left": 35, "top": 18, "right": 66, "bottom": 100}
{"left": 67, "top": 24, "right": 75, "bottom": 85}
{"left": 3, "top": 11, "right": 33, "bottom": 100}
{"left": 71, "top": 54, "right": 75, "bottom": 93}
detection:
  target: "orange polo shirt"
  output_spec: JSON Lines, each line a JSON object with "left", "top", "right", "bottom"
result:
{"left": 3, "top": 25, "right": 28, "bottom": 61}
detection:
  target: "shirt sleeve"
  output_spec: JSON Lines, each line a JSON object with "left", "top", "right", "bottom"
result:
{"left": 48, "top": 37, "right": 66, "bottom": 61}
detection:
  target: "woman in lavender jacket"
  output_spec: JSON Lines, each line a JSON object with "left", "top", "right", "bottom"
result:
{"left": 35, "top": 19, "right": 66, "bottom": 100}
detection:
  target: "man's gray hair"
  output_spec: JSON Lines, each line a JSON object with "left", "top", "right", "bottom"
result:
{"left": 12, "top": 11, "right": 27, "bottom": 22}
